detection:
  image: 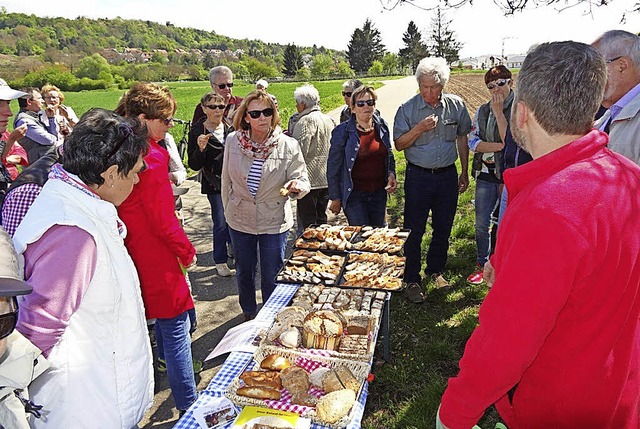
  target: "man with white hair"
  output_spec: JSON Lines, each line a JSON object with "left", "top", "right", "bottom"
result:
{"left": 256, "top": 78, "right": 278, "bottom": 109}
{"left": 292, "top": 84, "right": 335, "bottom": 229}
{"left": 592, "top": 30, "right": 640, "bottom": 165}
{"left": 438, "top": 41, "right": 640, "bottom": 429}
{"left": 192, "top": 65, "right": 243, "bottom": 126}
{"left": 0, "top": 79, "right": 27, "bottom": 206}
{"left": 393, "top": 57, "right": 471, "bottom": 303}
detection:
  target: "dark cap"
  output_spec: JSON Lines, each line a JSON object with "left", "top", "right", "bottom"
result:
{"left": 0, "top": 277, "right": 32, "bottom": 297}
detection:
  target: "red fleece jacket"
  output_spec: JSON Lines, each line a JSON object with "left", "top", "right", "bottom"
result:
{"left": 440, "top": 130, "right": 640, "bottom": 429}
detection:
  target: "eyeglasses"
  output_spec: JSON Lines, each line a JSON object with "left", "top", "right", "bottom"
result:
{"left": 342, "top": 91, "right": 353, "bottom": 98}
{"left": 355, "top": 99, "right": 375, "bottom": 108}
{"left": 216, "top": 83, "right": 234, "bottom": 89}
{"left": 205, "top": 104, "right": 226, "bottom": 110}
{"left": 486, "top": 78, "right": 511, "bottom": 90}
{"left": 0, "top": 297, "right": 18, "bottom": 340}
{"left": 246, "top": 108, "right": 274, "bottom": 119}
{"left": 606, "top": 56, "right": 623, "bottom": 64}
{"left": 44, "top": 95, "right": 59, "bottom": 100}
{"left": 163, "top": 117, "right": 174, "bottom": 125}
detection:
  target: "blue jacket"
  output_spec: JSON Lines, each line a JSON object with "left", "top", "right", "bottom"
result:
{"left": 327, "top": 115, "right": 396, "bottom": 206}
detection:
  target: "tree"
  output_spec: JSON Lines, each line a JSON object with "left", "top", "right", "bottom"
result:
{"left": 309, "top": 54, "right": 334, "bottom": 78}
{"left": 282, "top": 43, "right": 303, "bottom": 77}
{"left": 76, "top": 53, "right": 111, "bottom": 80}
{"left": 428, "top": 7, "right": 462, "bottom": 65}
{"left": 347, "top": 19, "right": 386, "bottom": 73}
{"left": 399, "top": 21, "right": 429, "bottom": 73}
{"left": 336, "top": 61, "right": 355, "bottom": 78}
{"left": 368, "top": 60, "right": 384, "bottom": 75}
{"left": 381, "top": 53, "right": 400, "bottom": 75}
{"left": 242, "top": 57, "right": 278, "bottom": 82}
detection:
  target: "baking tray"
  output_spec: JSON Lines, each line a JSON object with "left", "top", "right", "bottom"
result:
{"left": 276, "top": 250, "right": 345, "bottom": 286}
{"left": 336, "top": 251, "right": 406, "bottom": 292}
{"left": 349, "top": 226, "right": 410, "bottom": 254}
{"left": 225, "top": 347, "right": 370, "bottom": 429}
{"left": 292, "top": 224, "right": 361, "bottom": 253}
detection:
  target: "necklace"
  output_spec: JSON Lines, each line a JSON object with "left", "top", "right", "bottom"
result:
{"left": 356, "top": 122, "right": 374, "bottom": 133}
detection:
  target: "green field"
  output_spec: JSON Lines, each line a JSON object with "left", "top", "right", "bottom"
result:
{"left": 53, "top": 79, "right": 385, "bottom": 143}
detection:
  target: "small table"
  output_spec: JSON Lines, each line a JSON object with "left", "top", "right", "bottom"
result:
{"left": 173, "top": 283, "right": 386, "bottom": 429}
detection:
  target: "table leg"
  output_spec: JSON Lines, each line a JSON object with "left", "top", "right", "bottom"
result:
{"left": 381, "top": 292, "right": 390, "bottom": 362}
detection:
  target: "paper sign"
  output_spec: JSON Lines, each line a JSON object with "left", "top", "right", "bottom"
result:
{"left": 192, "top": 397, "right": 238, "bottom": 429}
{"left": 205, "top": 319, "right": 271, "bottom": 361}
{"left": 230, "top": 406, "right": 311, "bottom": 429}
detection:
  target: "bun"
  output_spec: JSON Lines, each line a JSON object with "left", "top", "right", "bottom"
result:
{"left": 280, "top": 366, "right": 310, "bottom": 396}
{"left": 237, "top": 386, "right": 281, "bottom": 400}
{"left": 260, "top": 354, "right": 291, "bottom": 371}
{"left": 316, "top": 389, "right": 356, "bottom": 423}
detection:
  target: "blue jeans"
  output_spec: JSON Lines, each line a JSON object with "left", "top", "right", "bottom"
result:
{"left": 498, "top": 186, "right": 509, "bottom": 223}
{"left": 474, "top": 179, "right": 501, "bottom": 266}
{"left": 154, "top": 311, "right": 197, "bottom": 411}
{"left": 228, "top": 227, "right": 287, "bottom": 316}
{"left": 343, "top": 188, "right": 387, "bottom": 227}
{"left": 403, "top": 164, "right": 459, "bottom": 283}
{"left": 207, "top": 193, "right": 231, "bottom": 264}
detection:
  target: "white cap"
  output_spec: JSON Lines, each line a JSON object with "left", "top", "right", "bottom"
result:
{"left": 256, "top": 79, "right": 269, "bottom": 89}
{"left": 0, "top": 78, "right": 27, "bottom": 101}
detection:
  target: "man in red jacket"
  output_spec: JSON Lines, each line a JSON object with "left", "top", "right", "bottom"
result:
{"left": 438, "top": 41, "right": 640, "bottom": 429}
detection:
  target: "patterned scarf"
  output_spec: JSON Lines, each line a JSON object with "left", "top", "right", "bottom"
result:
{"left": 237, "top": 126, "right": 282, "bottom": 160}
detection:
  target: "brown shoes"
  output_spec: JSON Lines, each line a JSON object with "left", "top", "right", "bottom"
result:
{"left": 404, "top": 282, "right": 426, "bottom": 303}
{"left": 431, "top": 273, "right": 451, "bottom": 289}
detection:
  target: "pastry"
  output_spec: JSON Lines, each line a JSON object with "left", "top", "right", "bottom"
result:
{"left": 315, "top": 389, "right": 356, "bottom": 423}
{"left": 279, "top": 327, "right": 301, "bottom": 348}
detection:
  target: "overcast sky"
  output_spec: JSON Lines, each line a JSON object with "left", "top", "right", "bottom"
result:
{"left": 3, "top": 0, "right": 640, "bottom": 58}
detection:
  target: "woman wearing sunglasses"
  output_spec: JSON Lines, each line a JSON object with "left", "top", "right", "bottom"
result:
{"left": 12, "top": 108, "right": 152, "bottom": 428}
{"left": 327, "top": 85, "right": 397, "bottom": 226}
{"left": 466, "top": 65, "right": 518, "bottom": 285}
{"left": 222, "top": 90, "right": 310, "bottom": 321}
{"left": 115, "top": 83, "right": 199, "bottom": 416}
{"left": 188, "top": 92, "right": 235, "bottom": 277}
{"left": 0, "top": 226, "right": 48, "bottom": 429}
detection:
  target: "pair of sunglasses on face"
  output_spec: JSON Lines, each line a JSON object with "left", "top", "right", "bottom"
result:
{"left": 246, "top": 108, "right": 275, "bottom": 119}
{"left": 486, "top": 78, "right": 511, "bottom": 90}
{"left": 0, "top": 297, "right": 18, "bottom": 340}
{"left": 205, "top": 104, "right": 226, "bottom": 110}
{"left": 355, "top": 99, "right": 375, "bottom": 108}
{"left": 342, "top": 91, "right": 353, "bottom": 97}
{"left": 216, "top": 83, "right": 234, "bottom": 89}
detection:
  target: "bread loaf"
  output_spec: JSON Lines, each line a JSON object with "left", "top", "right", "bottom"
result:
{"left": 321, "top": 368, "right": 344, "bottom": 393}
{"left": 321, "top": 366, "right": 360, "bottom": 393}
{"left": 237, "top": 386, "right": 281, "bottom": 400}
{"left": 260, "top": 354, "right": 291, "bottom": 371}
{"left": 239, "top": 370, "right": 282, "bottom": 390}
{"left": 280, "top": 366, "right": 310, "bottom": 396}
{"left": 316, "top": 389, "right": 356, "bottom": 423}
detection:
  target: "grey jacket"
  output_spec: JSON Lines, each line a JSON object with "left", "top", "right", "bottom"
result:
{"left": 292, "top": 106, "right": 335, "bottom": 189}
{"left": 595, "top": 92, "right": 640, "bottom": 166}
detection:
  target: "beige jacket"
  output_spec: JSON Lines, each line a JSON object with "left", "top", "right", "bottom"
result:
{"left": 595, "top": 91, "right": 640, "bottom": 166}
{"left": 292, "top": 106, "right": 335, "bottom": 189}
{"left": 222, "top": 129, "right": 310, "bottom": 235}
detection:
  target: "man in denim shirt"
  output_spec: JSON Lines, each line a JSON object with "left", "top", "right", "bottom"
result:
{"left": 394, "top": 57, "right": 471, "bottom": 303}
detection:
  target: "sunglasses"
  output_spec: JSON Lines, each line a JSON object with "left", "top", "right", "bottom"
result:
{"left": 355, "top": 99, "right": 375, "bottom": 108}
{"left": 247, "top": 108, "right": 274, "bottom": 119}
{"left": 162, "top": 117, "right": 175, "bottom": 125}
{"left": 216, "top": 83, "right": 234, "bottom": 89}
{"left": 486, "top": 78, "right": 511, "bottom": 90}
{"left": 0, "top": 297, "right": 18, "bottom": 340}
{"left": 205, "top": 104, "right": 226, "bottom": 110}
{"left": 342, "top": 91, "right": 353, "bottom": 98}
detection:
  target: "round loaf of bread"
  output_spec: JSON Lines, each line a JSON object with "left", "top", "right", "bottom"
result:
{"left": 316, "top": 389, "right": 356, "bottom": 423}
{"left": 302, "top": 310, "right": 344, "bottom": 350}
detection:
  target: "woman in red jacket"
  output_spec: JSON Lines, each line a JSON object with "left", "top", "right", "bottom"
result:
{"left": 115, "top": 83, "right": 198, "bottom": 416}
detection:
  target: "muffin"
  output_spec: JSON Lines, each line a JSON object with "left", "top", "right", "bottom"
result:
{"left": 302, "top": 310, "right": 344, "bottom": 350}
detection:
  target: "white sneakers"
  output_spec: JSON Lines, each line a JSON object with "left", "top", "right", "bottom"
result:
{"left": 216, "top": 263, "right": 235, "bottom": 277}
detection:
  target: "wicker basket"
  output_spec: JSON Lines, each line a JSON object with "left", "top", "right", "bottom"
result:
{"left": 225, "top": 347, "right": 371, "bottom": 429}
{"left": 261, "top": 313, "right": 379, "bottom": 362}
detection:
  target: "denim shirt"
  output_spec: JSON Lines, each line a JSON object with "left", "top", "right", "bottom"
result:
{"left": 327, "top": 115, "right": 396, "bottom": 205}
{"left": 394, "top": 92, "right": 471, "bottom": 169}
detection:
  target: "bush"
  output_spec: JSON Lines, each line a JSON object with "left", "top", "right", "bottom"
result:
{"left": 10, "top": 65, "right": 76, "bottom": 91}
{"left": 68, "top": 78, "right": 110, "bottom": 92}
